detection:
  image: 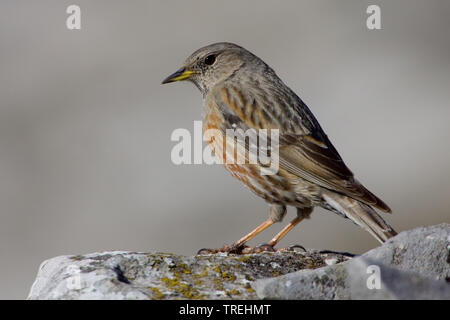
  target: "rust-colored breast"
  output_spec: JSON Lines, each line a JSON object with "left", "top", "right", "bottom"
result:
{"left": 202, "top": 98, "right": 309, "bottom": 206}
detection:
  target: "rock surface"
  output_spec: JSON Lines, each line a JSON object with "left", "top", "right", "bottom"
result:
{"left": 28, "top": 249, "right": 349, "bottom": 299}
{"left": 28, "top": 223, "right": 450, "bottom": 300}
{"left": 253, "top": 256, "right": 450, "bottom": 300}
{"left": 254, "top": 223, "right": 450, "bottom": 299}
{"left": 363, "top": 223, "right": 450, "bottom": 281}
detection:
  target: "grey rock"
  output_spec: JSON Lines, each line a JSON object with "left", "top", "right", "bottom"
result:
{"left": 364, "top": 223, "right": 450, "bottom": 281}
{"left": 27, "top": 250, "right": 349, "bottom": 300}
{"left": 253, "top": 223, "right": 450, "bottom": 299}
{"left": 253, "top": 256, "right": 450, "bottom": 299}
{"left": 28, "top": 224, "right": 450, "bottom": 300}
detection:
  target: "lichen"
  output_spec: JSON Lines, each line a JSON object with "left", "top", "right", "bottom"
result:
{"left": 160, "top": 275, "right": 205, "bottom": 300}
{"left": 226, "top": 289, "right": 240, "bottom": 296}
{"left": 69, "top": 255, "right": 85, "bottom": 261}
{"left": 150, "top": 287, "right": 165, "bottom": 299}
{"left": 47, "top": 249, "right": 349, "bottom": 300}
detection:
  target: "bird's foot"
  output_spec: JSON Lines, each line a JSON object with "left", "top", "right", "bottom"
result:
{"left": 239, "top": 243, "right": 276, "bottom": 254}
{"left": 197, "top": 243, "right": 275, "bottom": 255}
{"left": 234, "top": 243, "right": 307, "bottom": 253}
{"left": 196, "top": 244, "right": 245, "bottom": 255}
{"left": 197, "top": 243, "right": 308, "bottom": 255}
{"left": 196, "top": 247, "right": 221, "bottom": 255}
{"left": 284, "top": 244, "right": 307, "bottom": 252}
{"left": 319, "top": 249, "right": 357, "bottom": 257}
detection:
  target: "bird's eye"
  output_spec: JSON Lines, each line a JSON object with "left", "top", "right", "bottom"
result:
{"left": 204, "top": 54, "right": 216, "bottom": 65}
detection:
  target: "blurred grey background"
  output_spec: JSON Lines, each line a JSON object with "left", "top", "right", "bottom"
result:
{"left": 0, "top": 0, "right": 449, "bottom": 299}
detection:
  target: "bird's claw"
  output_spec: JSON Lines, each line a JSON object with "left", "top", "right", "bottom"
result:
{"left": 286, "top": 244, "right": 307, "bottom": 252}
{"left": 196, "top": 248, "right": 218, "bottom": 255}
{"left": 197, "top": 242, "right": 310, "bottom": 255}
{"left": 319, "top": 249, "right": 356, "bottom": 257}
{"left": 197, "top": 243, "right": 278, "bottom": 255}
{"left": 196, "top": 244, "right": 247, "bottom": 255}
{"left": 239, "top": 243, "right": 275, "bottom": 254}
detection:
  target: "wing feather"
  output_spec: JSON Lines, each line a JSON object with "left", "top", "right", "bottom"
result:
{"left": 211, "top": 84, "right": 391, "bottom": 213}
{"left": 279, "top": 134, "right": 391, "bottom": 212}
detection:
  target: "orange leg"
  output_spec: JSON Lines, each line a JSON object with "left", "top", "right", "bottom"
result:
{"left": 232, "top": 218, "right": 275, "bottom": 249}
{"left": 268, "top": 207, "right": 313, "bottom": 247}
{"left": 268, "top": 216, "right": 303, "bottom": 247}
{"left": 197, "top": 206, "right": 311, "bottom": 254}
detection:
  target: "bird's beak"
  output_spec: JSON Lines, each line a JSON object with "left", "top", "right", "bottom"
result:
{"left": 161, "top": 67, "right": 195, "bottom": 84}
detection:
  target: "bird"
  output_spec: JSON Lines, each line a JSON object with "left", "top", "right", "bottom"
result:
{"left": 162, "top": 42, "right": 396, "bottom": 253}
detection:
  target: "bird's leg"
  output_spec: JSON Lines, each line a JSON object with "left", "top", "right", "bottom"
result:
{"left": 268, "top": 216, "right": 302, "bottom": 247}
{"left": 197, "top": 219, "right": 274, "bottom": 255}
{"left": 197, "top": 205, "right": 286, "bottom": 254}
{"left": 229, "top": 204, "right": 286, "bottom": 252}
{"left": 255, "top": 207, "right": 313, "bottom": 252}
{"left": 229, "top": 219, "right": 274, "bottom": 251}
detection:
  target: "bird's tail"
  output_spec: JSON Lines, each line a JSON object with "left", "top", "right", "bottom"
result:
{"left": 322, "top": 191, "right": 397, "bottom": 243}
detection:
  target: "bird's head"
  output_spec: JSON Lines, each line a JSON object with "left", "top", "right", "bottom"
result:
{"left": 162, "top": 42, "right": 260, "bottom": 94}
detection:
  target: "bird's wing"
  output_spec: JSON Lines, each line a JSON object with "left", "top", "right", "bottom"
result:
{"left": 211, "top": 84, "right": 391, "bottom": 213}
{"left": 278, "top": 133, "right": 391, "bottom": 212}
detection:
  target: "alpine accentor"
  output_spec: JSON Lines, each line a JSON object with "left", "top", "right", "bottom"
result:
{"left": 162, "top": 42, "right": 396, "bottom": 253}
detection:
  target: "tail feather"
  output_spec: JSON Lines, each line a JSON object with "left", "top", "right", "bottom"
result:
{"left": 322, "top": 191, "right": 397, "bottom": 243}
